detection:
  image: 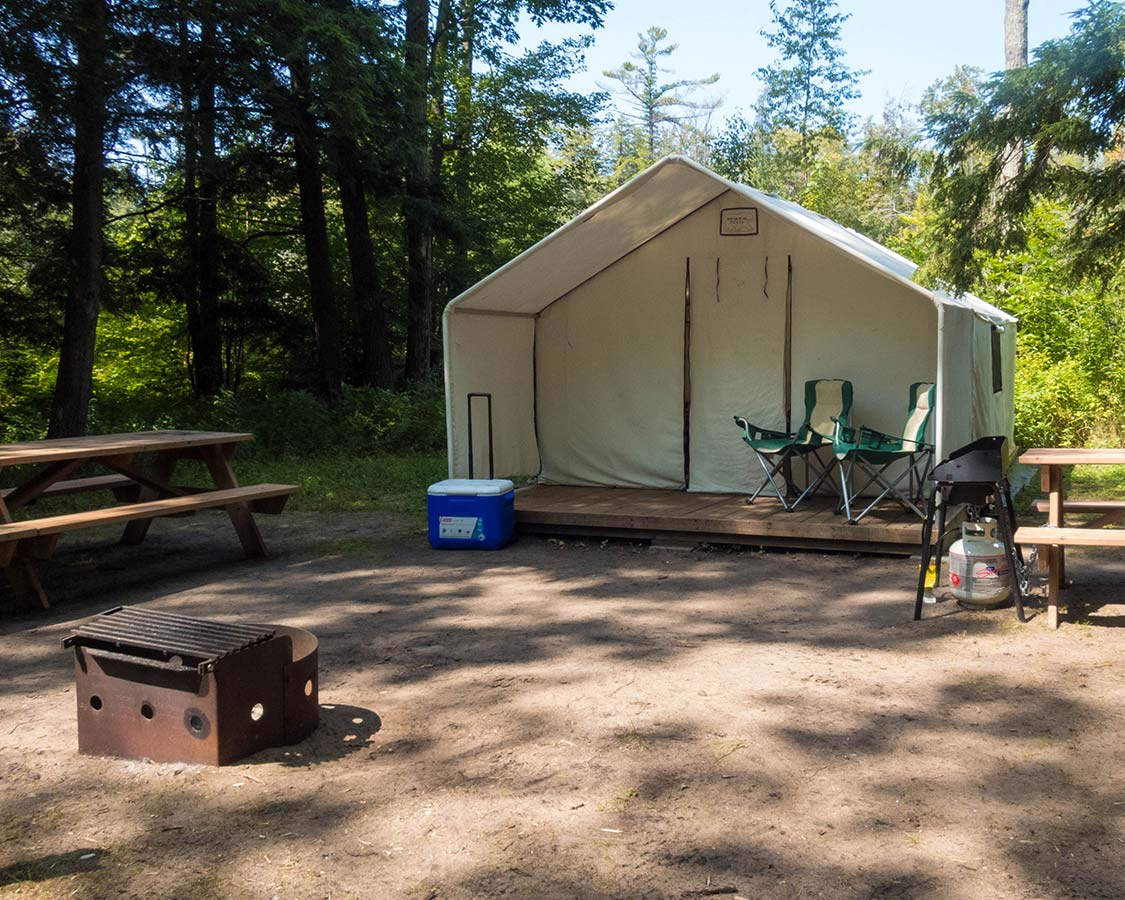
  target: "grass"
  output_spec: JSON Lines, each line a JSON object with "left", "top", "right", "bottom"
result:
{"left": 232, "top": 452, "right": 448, "bottom": 521}
{"left": 6, "top": 452, "right": 449, "bottom": 526}
{"left": 1014, "top": 463, "right": 1125, "bottom": 518}
{"left": 1069, "top": 464, "right": 1125, "bottom": 501}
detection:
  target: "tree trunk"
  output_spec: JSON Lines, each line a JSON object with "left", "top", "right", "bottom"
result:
{"left": 1004, "top": 0, "right": 1029, "bottom": 70}
{"left": 195, "top": 2, "right": 224, "bottom": 394}
{"left": 403, "top": 0, "right": 433, "bottom": 380}
{"left": 49, "top": 0, "right": 108, "bottom": 438}
{"left": 329, "top": 136, "right": 394, "bottom": 389}
{"left": 179, "top": 12, "right": 203, "bottom": 396}
{"left": 288, "top": 53, "right": 343, "bottom": 399}
{"left": 1001, "top": 0, "right": 1029, "bottom": 185}
{"left": 179, "top": 3, "right": 223, "bottom": 398}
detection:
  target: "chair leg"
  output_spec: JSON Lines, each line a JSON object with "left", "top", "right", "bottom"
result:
{"left": 847, "top": 458, "right": 927, "bottom": 523}
{"left": 747, "top": 450, "right": 793, "bottom": 511}
{"left": 773, "top": 450, "right": 839, "bottom": 512}
{"left": 838, "top": 459, "right": 854, "bottom": 522}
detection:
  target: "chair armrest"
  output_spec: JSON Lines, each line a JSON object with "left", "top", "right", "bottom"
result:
{"left": 733, "top": 416, "right": 789, "bottom": 441}
{"left": 859, "top": 425, "right": 903, "bottom": 450}
{"left": 831, "top": 416, "right": 856, "bottom": 446}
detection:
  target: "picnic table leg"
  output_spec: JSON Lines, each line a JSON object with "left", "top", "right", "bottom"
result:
{"left": 1036, "top": 466, "right": 1051, "bottom": 573}
{"left": 5, "top": 558, "right": 49, "bottom": 610}
{"left": 121, "top": 449, "right": 181, "bottom": 545}
{"left": 1046, "top": 465, "right": 1064, "bottom": 628}
{"left": 0, "top": 479, "right": 49, "bottom": 610}
{"left": 200, "top": 446, "right": 267, "bottom": 558}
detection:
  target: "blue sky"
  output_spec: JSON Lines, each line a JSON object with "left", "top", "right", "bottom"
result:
{"left": 517, "top": 0, "right": 1086, "bottom": 126}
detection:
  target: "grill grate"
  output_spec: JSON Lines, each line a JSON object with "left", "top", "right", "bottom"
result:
{"left": 64, "top": 606, "right": 275, "bottom": 669}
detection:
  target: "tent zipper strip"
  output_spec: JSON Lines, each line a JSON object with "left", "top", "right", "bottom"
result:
{"left": 532, "top": 315, "right": 543, "bottom": 480}
{"left": 683, "top": 257, "right": 692, "bottom": 491}
{"left": 784, "top": 255, "right": 793, "bottom": 432}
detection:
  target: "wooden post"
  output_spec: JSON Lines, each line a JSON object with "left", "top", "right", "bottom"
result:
{"left": 120, "top": 450, "right": 180, "bottom": 545}
{"left": 200, "top": 446, "right": 266, "bottom": 558}
{"left": 1047, "top": 464, "right": 1063, "bottom": 629}
{"left": 0, "top": 481, "right": 48, "bottom": 610}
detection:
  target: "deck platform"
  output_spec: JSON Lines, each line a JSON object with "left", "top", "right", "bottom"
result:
{"left": 515, "top": 485, "right": 924, "bottom": 555}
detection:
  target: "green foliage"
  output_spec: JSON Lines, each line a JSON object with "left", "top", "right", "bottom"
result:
{"left": 235, "top": 452, "right": 446, "bottom": 520}
{"left": 926, "top": 1, "right": 1125, "bottom": 292}
{"left": 900, "top": 196, "right": 1125, "bottom": 449}
{"left": 1012, "top": 349, "right": 1100, "bottom": 449}
{"left": 601, "top": 26, "right": 720, "bottom": 171}
{"left": 757, "top": 0, "right": 867, "bottom": 161}
{"left": 2, "top": 373, "right": 447, "bottom": 460}
{"left": 973, "top": 203, "right": 1125, "bottom": 448}
{"left": 712, "top": 102, "right": 925, "bottom": 246}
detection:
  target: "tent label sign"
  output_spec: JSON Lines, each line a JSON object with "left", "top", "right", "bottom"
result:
{"left": 720, "top": 207, "right": 759, "bottom": 236}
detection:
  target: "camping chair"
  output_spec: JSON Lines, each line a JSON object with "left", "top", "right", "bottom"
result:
{"left": 734, "top": 379, "right": 853, "bottom": 512}
{"left": 832, "top": 382, "right": 936, "bottom": 524}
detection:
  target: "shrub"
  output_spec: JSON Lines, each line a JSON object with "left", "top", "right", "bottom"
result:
{"left": 1013, "top": 350, "right": 1100, "bottom": 449}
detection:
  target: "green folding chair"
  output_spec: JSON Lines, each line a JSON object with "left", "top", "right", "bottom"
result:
{"left": 734, "top": 379, "right": 853, "bottom": 511}
{"left": 832, "top": 382, "right": 936, "bottom": 524}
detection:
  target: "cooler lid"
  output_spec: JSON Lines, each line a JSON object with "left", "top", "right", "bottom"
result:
{"left": 428, "top": 478, "right": 515, "bottom": 496}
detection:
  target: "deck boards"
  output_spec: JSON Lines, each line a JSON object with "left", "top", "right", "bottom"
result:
{"left": 515, "top": 485, "right": 923, "bottom": 553}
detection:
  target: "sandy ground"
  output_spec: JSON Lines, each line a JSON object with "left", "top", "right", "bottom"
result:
{"left": 1, "top": 511, "right": 1124, "bottom": 900}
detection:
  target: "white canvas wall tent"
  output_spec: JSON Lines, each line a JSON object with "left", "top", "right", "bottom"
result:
{"left": 443, "top": 155, "right": 1016, "bottom": 497}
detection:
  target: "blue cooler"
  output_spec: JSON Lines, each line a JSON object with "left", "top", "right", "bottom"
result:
{"left": 427, "top": 479, "right": 515, "bottom": 550}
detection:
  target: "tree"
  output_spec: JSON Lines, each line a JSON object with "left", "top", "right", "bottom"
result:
{"left": 926, "top": 1, "right": 1125, "bottom": 291}
{"left": 176, "top": 0, "right": 224, "bottom": 397}
{"left": 602, "top": 26, "right": 719, "bottom": 163}
{"left": 1001, "top": 0, "right": 1029, "bottom": 184}
{"left": 402, "top": 0, "right": 611, "bottom": 379}
{"left": 401, "top": 0, "right": 432, "bottom": 381}
{"left": 757, "top": 0, "right": 867, "bottom": 165}
{"left": 49, "top": 0, "right": 109, "bottom": 437}
{"left": 1005, "top": 0, "right": 1030, "bottom": 69}
{"left": 286, "top": 46, "right": 343, "bottom": 400}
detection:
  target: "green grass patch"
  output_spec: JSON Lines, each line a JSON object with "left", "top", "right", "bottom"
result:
{"left": 7, "top": 452, "right": 448, "bottom": 526}
{"left": 1068, "top": 464, "right": 1125, "bottom": 501}
{"left": 232, "top": 452, "right": 447, "bottom": 520}
{"left": 1015, "top": 463, "right": 1125, "bottom": 521}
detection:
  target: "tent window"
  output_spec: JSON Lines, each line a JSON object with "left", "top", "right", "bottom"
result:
{"left": 991, "top": 325, "right": 1003, "bottom": 393}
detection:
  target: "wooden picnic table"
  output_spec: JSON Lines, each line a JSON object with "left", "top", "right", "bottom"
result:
{"left": 0, "top": 430, "right": 298, "bottom": 610}
{"left": 1014, "top": 448, "right": 1125, "bottom": 628}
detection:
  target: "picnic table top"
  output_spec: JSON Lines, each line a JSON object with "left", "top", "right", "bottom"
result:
{"left": 1019, "top": 447, "right": 1125, "bottom": 466}
{"left": 0, "top": 430, "right": 253, "bottom": 466}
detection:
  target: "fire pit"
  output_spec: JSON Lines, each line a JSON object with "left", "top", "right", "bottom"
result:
{"left": 63, "top": 606, "right": 318, "bottom": 765}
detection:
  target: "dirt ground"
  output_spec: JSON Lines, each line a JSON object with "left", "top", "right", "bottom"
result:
{"left": 1, "top": 511, "right": 1124, "bottom": 900}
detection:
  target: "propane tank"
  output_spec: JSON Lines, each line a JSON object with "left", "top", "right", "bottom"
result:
{"left": 948, "top": 518, "right": 1011, "bottom": 608}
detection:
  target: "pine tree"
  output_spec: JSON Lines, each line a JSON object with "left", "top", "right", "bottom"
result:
{"left": 757, "top": 0, "right": 866, "bottom": 166}
{"left": 602, "top": 26, "right": 719, "bottom": 164}
{"left": 927, "top": 1, "right": 1125, "bottom": 291}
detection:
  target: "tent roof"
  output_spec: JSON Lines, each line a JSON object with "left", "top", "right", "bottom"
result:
{"left": 445, "top": 155, "right": 1016, "bottom": 325}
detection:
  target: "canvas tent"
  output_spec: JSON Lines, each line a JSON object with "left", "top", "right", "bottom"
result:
{"left": 443, "top": 155, "right": 1016, "bottom": 494}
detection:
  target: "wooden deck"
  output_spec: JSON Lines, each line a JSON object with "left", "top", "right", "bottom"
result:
{"left": 515, "top": 485, "right": 924, "bottom": 555}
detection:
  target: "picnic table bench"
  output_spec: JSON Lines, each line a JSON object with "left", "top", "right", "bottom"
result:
{"left": 1013, "top": 448, "right": 1125, "bottom": 628}
{"left": 0, "top": 430, "right": 299, "bottom": 610}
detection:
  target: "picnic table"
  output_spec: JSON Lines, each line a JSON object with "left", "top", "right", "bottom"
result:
{"left": 1014, "top": 448, "right": 1125, "bottom": 628}
{"left": 0, "top": 430, "right": 298, "bottom": 610}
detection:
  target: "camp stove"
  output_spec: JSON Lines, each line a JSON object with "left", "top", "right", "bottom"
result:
{"left": 913, "top": 436, "right": 1026, "bottom": 622}
{"left": 63, "top": 606, "right": 318, "bottom": 765}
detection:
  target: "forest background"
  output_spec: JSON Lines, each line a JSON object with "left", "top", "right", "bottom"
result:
{"left": 2, "top": 0, "right": 1123, "bottom": 511}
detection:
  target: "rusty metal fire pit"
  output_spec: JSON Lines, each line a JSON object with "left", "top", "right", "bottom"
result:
{"left": 63, "top": 606, "right": 318, "bottom": 765}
